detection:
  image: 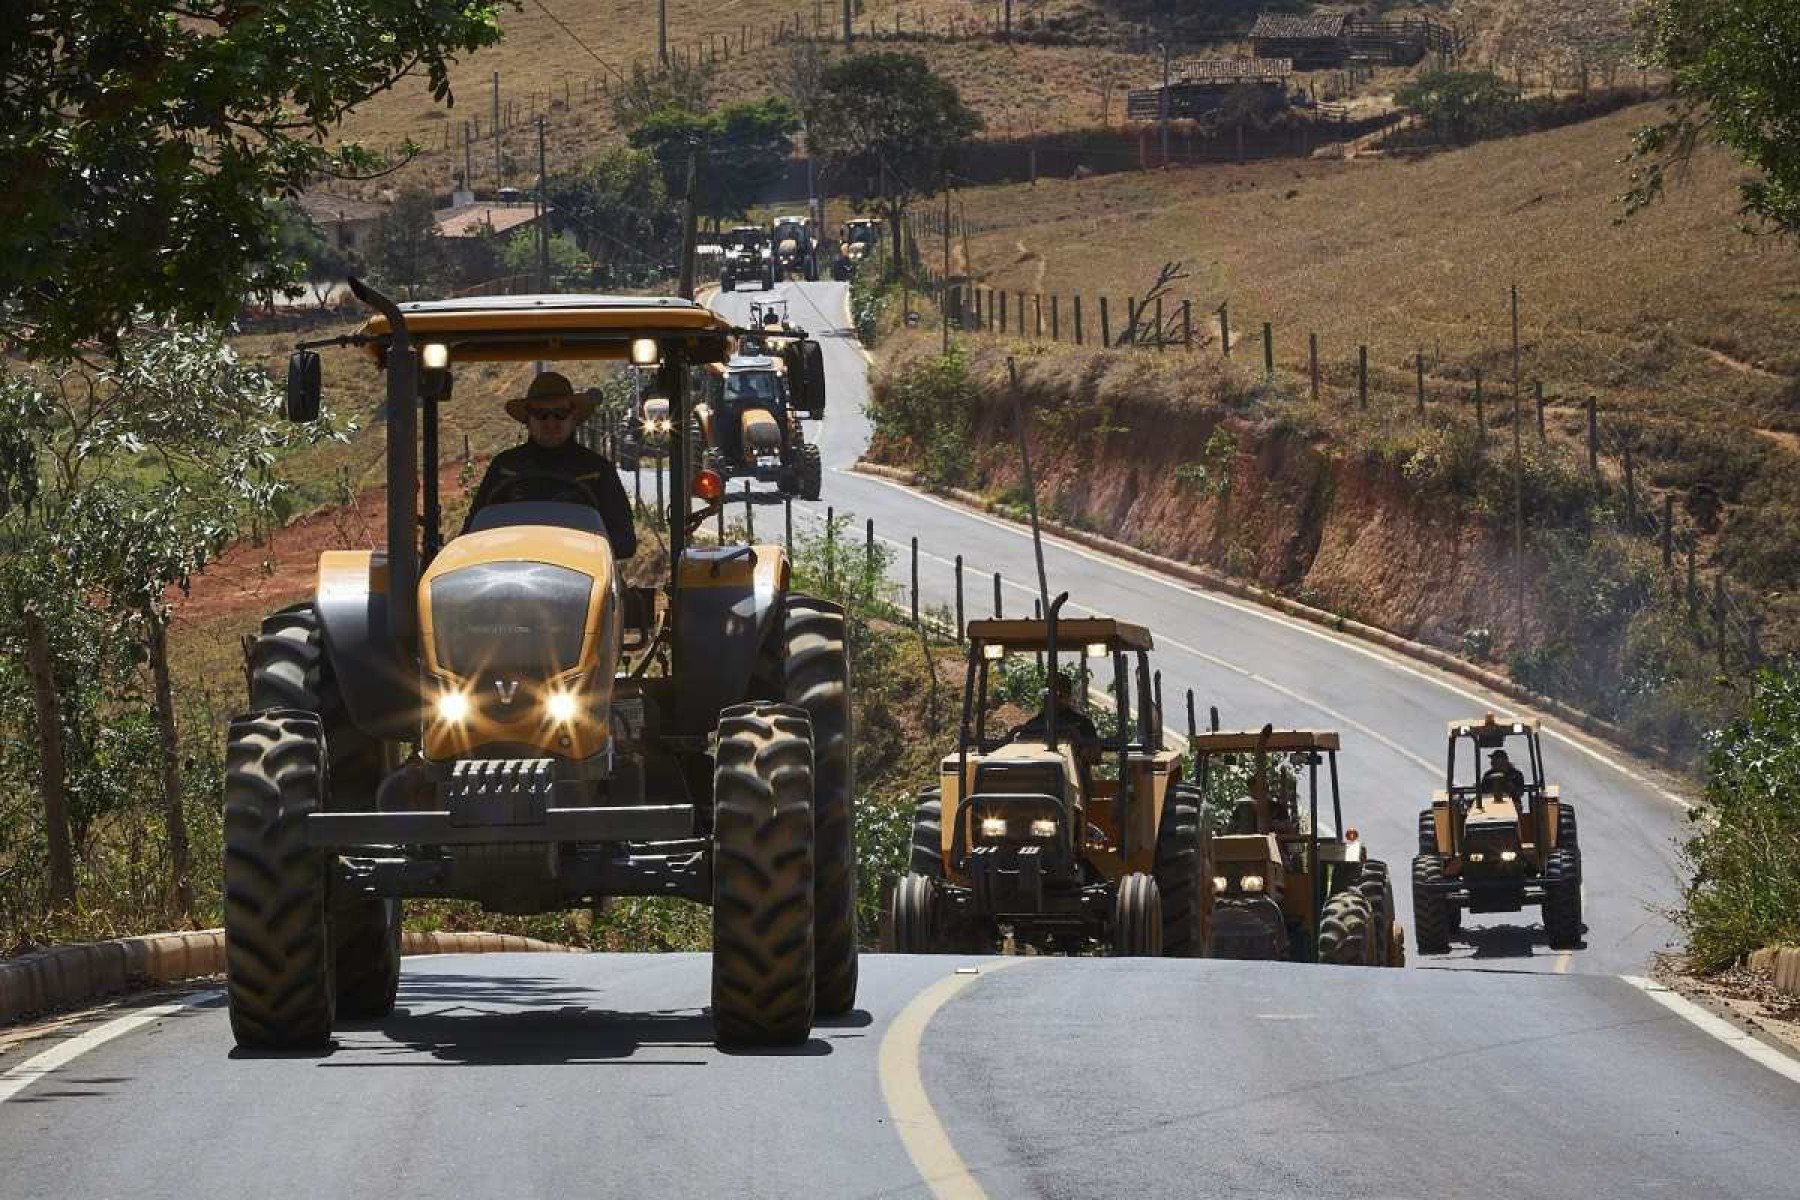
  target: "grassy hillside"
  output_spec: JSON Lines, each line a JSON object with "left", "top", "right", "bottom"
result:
{"left": 947, "top": 103, "right": 1800, "bottom": 432}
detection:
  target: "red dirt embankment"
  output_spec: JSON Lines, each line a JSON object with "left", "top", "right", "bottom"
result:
{"left": 870, "top": 342, "right": 1528, "bottom": 655}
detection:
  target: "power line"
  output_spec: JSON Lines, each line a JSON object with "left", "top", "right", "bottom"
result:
{"left": 530, "top": 0, "right": 630, "bottom": 86}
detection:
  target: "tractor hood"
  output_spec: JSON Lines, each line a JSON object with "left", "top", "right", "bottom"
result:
{"left": 417, "top": 521, "right": 621, "bottom": 762}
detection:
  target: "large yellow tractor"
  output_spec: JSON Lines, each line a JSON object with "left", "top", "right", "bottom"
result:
{"left": 226, "top": 282, "right": 856, "bottom": 1050}
{"left": 1413, "top": 714, "right": 1582, "bottom": 953}
{"left": 1190, "top": 728, "right": 1402, "bottom": 966}
{"left": 889, "top": 596, "right": 1210, "bottom": 956}
{"left": 831, "top": 218, "right": 882, "bottom": 281}
{"left": 689, "top": 301, "right": 826, "bottom": 500}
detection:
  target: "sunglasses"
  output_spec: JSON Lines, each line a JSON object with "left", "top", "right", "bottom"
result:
{"left": 527, "top": 407, "right": 575, "bottom": 421}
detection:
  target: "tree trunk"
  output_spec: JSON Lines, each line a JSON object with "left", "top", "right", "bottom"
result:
{"left": 146, "top": 606, "right": 194, "bottom": 917}
{"left": 22, "top": 610, "right": 76, "bottom": 908}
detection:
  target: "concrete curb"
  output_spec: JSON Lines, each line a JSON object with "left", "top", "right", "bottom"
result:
{"left": 1, "top": 929, "right": 580, "bottom": 1026}
{"left": 852, "top": 459, "right": 1679, "bottom": 769}
{"left": 1749, "top": 946, "right": 1800, "bottom": 997}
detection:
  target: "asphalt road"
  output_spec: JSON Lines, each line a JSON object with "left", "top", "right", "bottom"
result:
{"left": 2, "top": 282, "right": 1791, "bottom": 1199}
{"left": 711, "top": 281, "right": 1689, "bottom": 979}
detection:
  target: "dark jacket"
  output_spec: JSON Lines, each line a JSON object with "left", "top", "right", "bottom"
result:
{"left": 464, "top": 439, "right": 637, "bottom": 560}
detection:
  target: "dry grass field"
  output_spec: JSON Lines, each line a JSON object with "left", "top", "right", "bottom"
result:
{"left": 945, "top": 103, "right": 1800, "bottom": 432}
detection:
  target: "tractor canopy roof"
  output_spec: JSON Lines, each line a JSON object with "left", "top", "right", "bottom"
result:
{"left": 356, "top": 294, "right": 733, "bottom": 364}
{"left": 1447, "top": 713, "right": 1539, "bottom": 746}
{"left": 727, "top": 355, "right": 779, "bottom": 372}
{"left": 1189, "top": 729, "right": 1342, "bottom": 754}
{"left": 964, "top": 616, "right": 1154, "bottom": 654}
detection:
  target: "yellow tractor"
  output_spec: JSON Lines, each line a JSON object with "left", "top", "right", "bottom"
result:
{"left": 1413, "top": 714, "right": 1582, "bottom": 953}
{"left": 832, "top": 218, "right": 882, "bottom": 281}
{"left": 889, "top": 596, "right": 1210, "bottom": 956}
{"left": 227, "top": 282, "right": 856, "bottom": 1050}
{"left": 689, "top": 300, "right": 826, "bottom": 500}
{"left": 1190, "top": 727, "right": 1403, "bottom": 966}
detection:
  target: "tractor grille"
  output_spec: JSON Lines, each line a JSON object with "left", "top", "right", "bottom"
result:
{"left": 430, "top": 562, "right": 592, "bottom": 679}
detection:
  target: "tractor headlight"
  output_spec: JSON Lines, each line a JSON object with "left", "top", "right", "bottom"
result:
{"left": 1468, "top": 852, "right": 1486, "bottom": 863}
{"left": 436, "top": 691, "right": 470, "bottom": 724}
{"left": 1499, "top": 850, "right": 1517, "bottom": 862}
{"left": 630, "top": 338, "right": 661, "bottom": 366}
{"left": 421, "top": 342, "right": 450, "bottom": 370}
{"left": 545, "top": 690, "right": 579, "bottom": 723}
{"left": 980, "top": 816, "right": 1008, "bottom": 839}
{"left": 1239, "top": 874, "right": 1265, "bottom": 893}
{"left": 1029, "top": 818, "right": 1058, "bottom": 839}
{"left": 1211, "top": 875, "right": 1229, "bottom": 893}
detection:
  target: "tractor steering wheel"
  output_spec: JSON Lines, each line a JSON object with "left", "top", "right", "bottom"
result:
{"left": 484, "top": 470, "right": 605, "bottom": 510}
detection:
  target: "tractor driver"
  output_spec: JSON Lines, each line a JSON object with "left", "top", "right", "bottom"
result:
{"left": 1014, "top": 670, "right": 1102, "bottom": 760}
{"left": 462, "top": 371, "right": 637, "bottom": 560}
{"left": 1479, "top": 749, "right": 1526, "bottom": 805}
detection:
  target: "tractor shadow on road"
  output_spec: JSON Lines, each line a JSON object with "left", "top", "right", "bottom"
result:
{"left": 1454, "top": 922, "right": 1589, "bottom": 960}
{"left": 316, "top": 974, "right": 835, "bottom": 1064}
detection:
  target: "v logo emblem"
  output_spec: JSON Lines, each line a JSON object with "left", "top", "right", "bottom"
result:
{"left": 493, "top": 680, "right": 520, "bottom": 704}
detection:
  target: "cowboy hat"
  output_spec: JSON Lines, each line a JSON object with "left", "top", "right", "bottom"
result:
{"left": 504, "top": 371, "right": 598, "bottom": 423}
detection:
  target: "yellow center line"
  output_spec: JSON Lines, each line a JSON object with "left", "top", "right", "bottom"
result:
{"left": 878, "top": 959, "right": 1034, "bottom": 1199}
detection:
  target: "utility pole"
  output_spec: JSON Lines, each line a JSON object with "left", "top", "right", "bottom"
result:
{"left": 463, "top": 124, "right": 473, "bottom": 196}
{"left": 942, "top": 184, "right": 952, "bottom": 354}
{"left": 843, "top": 0, "right": 853, "bottom": 48}
{"left": 1158, "top": 41, "right": 1172, "bottom": 167}
{"left": 491, "top": 72, "right": 501, "bottom": 189}
{"left": 659, "top": 0, "right": 669, "bottom": 66}
{"left": 536, "top": 117, "right": 550, "bottom": 292}
{"left": 1511, "top": 283, "right": 1524, "bottom": 634}
{"left": 677, "top": 149, "right": 699, "bottom": 299}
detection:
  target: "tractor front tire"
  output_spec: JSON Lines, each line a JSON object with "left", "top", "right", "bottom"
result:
{"left": 1417, "top": 809, "right": 1438, "bottom": 856}
{"left": 1412, "top": 854, "right": 1453, "bottom": 954}
{"left": 1111, "top": 873, "right": 1163, "bottom": 957}
{"left": 710, "top": 703, "right": 816, "bottom": 1047}
{"left": 1557, "top": 801, "right": 1579, "bottom": 850}
{"left": 1357, "top": 859, "right": 1394, "bottom": 966}
{"left": 782, "top": 597, "right": 858, "bottom": 1018}
{"left": 1153, "top": 787, "right": 1208, "bottom": 957}
{"left": 223, "top": 710, "right": 336, "bottom": 1050}
{"left": 1317, "top": 888, "right": 1377, "bottom": 965}
{"left": 799, "top": 443, "right": 823, "bottom": 501}
{"left": 909, "top": 790, "right": 944, "bottom": 878}
{"left": 722, "top": 275, "right": 736, "bottom": 293}
{"left": 891, "top": 874, "right": 936, "bottom": 953}
{"left": 1542, "top": 847, "right": 1583, "bottom": 949}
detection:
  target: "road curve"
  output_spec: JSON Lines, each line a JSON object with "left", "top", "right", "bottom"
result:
{"left": 0, "top": 283, "right": 1789, "bottom": 1200}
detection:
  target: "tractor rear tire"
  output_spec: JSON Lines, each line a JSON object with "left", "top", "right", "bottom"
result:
{"left": 248, "top": 603, "right": 395, "bottom": 1015}
{"left": 909, "top": 790, "right": 944, "bottom": 878}
{"left": 1153, "top": 788, "right": 1208, "bottom": 957}
{"left": 891, "top": 873, "right": 936, "bottom": 953}
{"left": 711, "top": 703, "right": 816, "bottom": 1046}
{"left": 1357, "top": 859, "right": 1394, "bottom": 966}
{"left": 1317, "top": 888, "right": 1377, "bottom": 965}
{"left": 223, "top": 710, "right": 336, "bottom": 1050}
{"left": 1111, "top": 873, "right": 1163, "bottom": 957}
{"left": 781, "top": 597, "right": 858, "bottom": 1018}
{"left": 1417, "top": 809, "right": 1438, "bottom": 856}
{"left": 1542, "top": 847, "right": 1583, "bottom": 949}
{"left": 1557, "top": 801, "right": 1579, "bottom": 850}
{"left": 799, "top": 443, "right": 823, "bottom": 501}
{"left": 1412, "top": 854, "right": 1454, "bottom": 954}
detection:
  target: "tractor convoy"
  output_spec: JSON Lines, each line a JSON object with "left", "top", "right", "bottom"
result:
{"left": 230, "top": 267, "right": 1587, "bottom": 1052}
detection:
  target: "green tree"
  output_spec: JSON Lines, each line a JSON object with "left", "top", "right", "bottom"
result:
{"left": 1629, "top": 0, "right": 1800, "bottom": 237}
{"left": 546, "top": 148, "right": 682, "bottom": 287}
{"left": 629, "top": 98, "right": 802, "bottom": 224}
{"left": 1, "top": 2, "right": 506, "bottom": 359}
{"left": 1394, "top": 71, "right": 1523, "bottom": 145}
{"left": 272, "top": 202, "right": 358, "bottom": 307}
{"left": 366, "top": 189, "right": 452, "bottom": 300}
{"left": 502, "top": 229, "right": 592, "bottom": 291}
{"left": 806, "top": 53, "right": 983, "bottom": 266}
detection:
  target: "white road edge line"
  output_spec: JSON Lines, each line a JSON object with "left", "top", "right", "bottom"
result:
{"left": 848, "top": 470, "right": 1692, "bottom": 811}
{"left": 1619, "top": 974, "right": 1800, "bottom": 1086}
{"left": 0, "top": 988, "right": 221, "bottom": 1105}
{"left": 879, "top": 959, "right": 1033, "bottom": 1199}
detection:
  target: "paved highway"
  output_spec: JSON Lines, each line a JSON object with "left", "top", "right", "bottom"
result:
{"left": 1, "top": 282, "right": 1793, "bottom": 1200}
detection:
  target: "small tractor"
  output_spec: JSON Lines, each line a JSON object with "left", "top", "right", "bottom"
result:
{"left": 690, "top": 300, "right": 826, "bottom": 500}
{"left": 832, "top": 218, "right": 882, "bottom": 281}
{"left": 1190, "top": 727, "right": 1402, "bottom": 966}
{"left": 612, "top": 373, "right": 675, "bottom": 471}
{"left": 889, "top": 597, "right": 1211, "bottom": 956}
{"left": 1413, "top": 714, "right": 1582, "bottom": 953}
{"left": 769, "top": 214, "right": 818, "bottom": 282}
{"left": 718, "top": 224, "right": 774, "bottom": 292}
{"left": 229, "top": 282, "right": 856, "bottom": 1050}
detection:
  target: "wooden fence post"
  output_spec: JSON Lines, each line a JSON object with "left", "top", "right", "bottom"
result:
{"left": 1263, "top": 322, "right": 1274, "bottom": 376}
{"left": 1358, "top": 345, "right": 1368, "bottom": 409}
{"left": 1182, "top": 300, "right": 1192, "bottom": 348}
{"left": 1100, "top": 297, "right": 1111, "bottom": 347}
{"left": 1051, "top": 294, "right": 1059, "bottom": 341}
{"left": 1126, "top": 297, "right": 1139, "bottom": 346}
{"left": 1310, "top": 333, "right": 1320, "bottom": 401}
{"left": 1155, "top": 297, "right": 1164, "bottom": 351}
{"left": 1074, "top": 295, "right": 1083, "bottom": 345}
{"left": 1587, "top": 396, "right": 1599, "bottom": 476}
{"left": 1219, "top": 302, "right": 1230, "bottom": 357}
{"left": 1535, "top": 380, "right": 1546, "bottom": 440}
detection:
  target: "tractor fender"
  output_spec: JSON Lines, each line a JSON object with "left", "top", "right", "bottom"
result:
{"left": 671, "top": 545, "right": 790, "bottom": 735}
{"left": 314, "top": 550, "right": 421, "bottom": 740}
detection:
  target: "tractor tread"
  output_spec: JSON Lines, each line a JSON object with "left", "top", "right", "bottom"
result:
{"left": 1411, "top": 853, "right": 1454, "bottom": 955}
{"left": 1317, "top": 888, "right": 1376, "bottom": 965}
{"left": 1154, "top": 787, "right": 1208, "bottom": 957}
